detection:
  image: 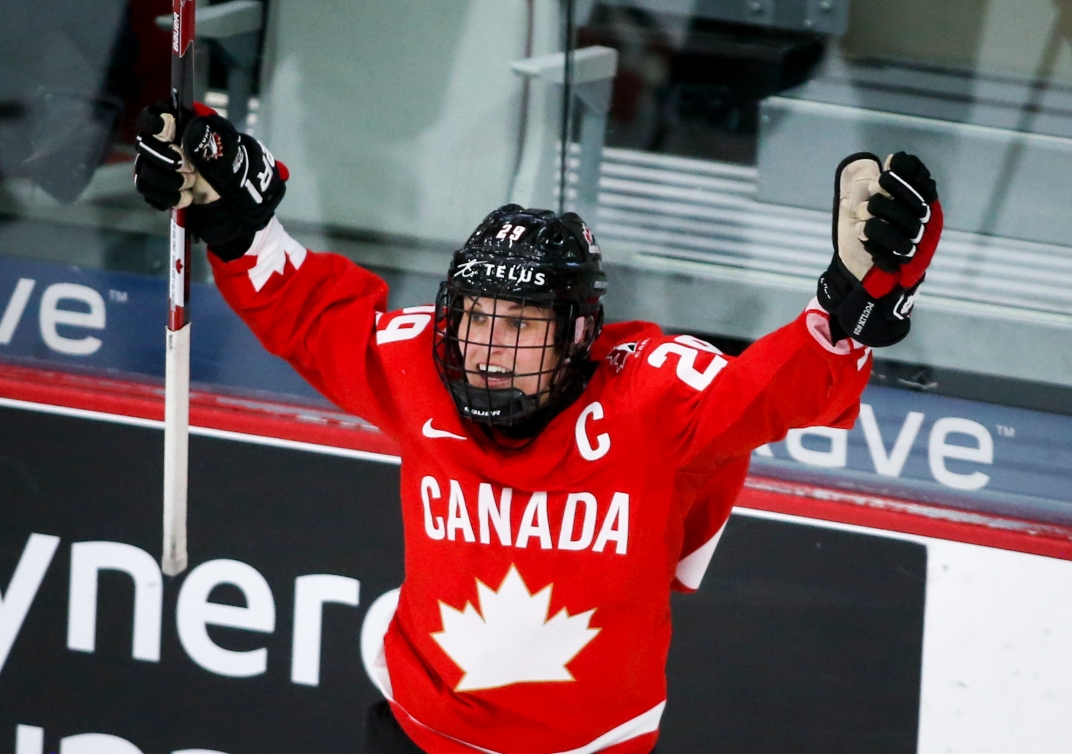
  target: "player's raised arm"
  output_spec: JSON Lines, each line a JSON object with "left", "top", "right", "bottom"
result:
{"left": 134, "top": 105, "right": 395, "bottom": 428}
{"left": 635, "top": 152, "right": 943, "bottom": 465}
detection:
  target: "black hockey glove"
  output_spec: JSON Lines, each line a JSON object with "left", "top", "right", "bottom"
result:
{"left": 134, "top": 102, "right": 216, "bottom": 211}
{"left": 133, "top": 102, "right": 288, "bottom": 260}
{"left": 817, "top": 151, "right": 942, "bottom": 348}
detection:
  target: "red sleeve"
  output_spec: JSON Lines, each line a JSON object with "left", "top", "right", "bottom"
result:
{"left": 669, "top": 457, "right": 749, "bottom": 593}
{"left": 208, "top": 217, "right": 407, "bottom": 435}
{"left": 625, "top": 298, "right": 872, "bottom": 469}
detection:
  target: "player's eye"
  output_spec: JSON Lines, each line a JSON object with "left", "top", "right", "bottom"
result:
{"left": 468, "top": 312, "right": 487, "bottom": 326}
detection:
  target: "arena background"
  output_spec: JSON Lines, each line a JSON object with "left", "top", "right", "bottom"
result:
{"left": 3, "top": 1, "right": 1072, "bottom": 752}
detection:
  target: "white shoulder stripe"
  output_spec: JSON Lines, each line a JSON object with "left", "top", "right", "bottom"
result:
{"left": 675, "top": 521, "right": 728, "bottom": 590}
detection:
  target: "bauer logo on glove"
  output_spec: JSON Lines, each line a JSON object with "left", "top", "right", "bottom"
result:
{"left": 817, "top": 151, "right": 943, "bottom": 348}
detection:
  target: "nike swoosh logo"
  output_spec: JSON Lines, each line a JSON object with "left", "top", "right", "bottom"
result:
{"left": 422, "top": 419, "right": 467, "bottom": 441}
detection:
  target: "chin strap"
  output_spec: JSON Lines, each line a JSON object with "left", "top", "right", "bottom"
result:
{"left": 448, "top": 381, "right": 539, "bottom": 426}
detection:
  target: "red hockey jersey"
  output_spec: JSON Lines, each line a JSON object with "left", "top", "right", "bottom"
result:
{"left": 210, "top": 218, "right": 873, "bottom": 754}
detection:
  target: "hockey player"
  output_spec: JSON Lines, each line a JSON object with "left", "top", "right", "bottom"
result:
{"left": 134, "top": 105, "right": 941, "bottom": 754}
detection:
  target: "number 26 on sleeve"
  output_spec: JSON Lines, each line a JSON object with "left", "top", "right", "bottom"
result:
{"left": 647, "top": 335, "right": 728, "bottom": 391}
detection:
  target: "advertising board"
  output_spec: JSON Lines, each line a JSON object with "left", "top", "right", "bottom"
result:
{"left": 3, "top": 256, "right": 1069, "bottom": 523}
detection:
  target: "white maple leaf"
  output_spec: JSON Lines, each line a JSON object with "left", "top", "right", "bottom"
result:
{"left": 431, "top": 565, "right": 600, "bottom": 692}
{"left": 247, "top": 224, "right": 307, "bottom": 292}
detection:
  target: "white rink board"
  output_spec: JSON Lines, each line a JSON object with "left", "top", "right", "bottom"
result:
{"left": 738, "top": 508, "right": 1072, "bottom": 754}
{"left": 918, "top": 540, "right": 1072, "bottom": 754}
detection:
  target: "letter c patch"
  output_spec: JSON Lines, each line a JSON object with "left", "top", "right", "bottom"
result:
{"left": 576, "top": 402, "right": 611, "bottom": 461}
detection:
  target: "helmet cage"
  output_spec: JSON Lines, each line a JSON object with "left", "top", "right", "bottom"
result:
{"left": 434, "top": 205, "right": 607, "bottom": 430}
{"left": 433, "top": 280, "right": 600, "bottom": 428}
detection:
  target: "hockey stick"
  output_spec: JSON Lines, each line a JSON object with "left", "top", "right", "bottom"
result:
{"left": 557, "top": 0, "right": 575, "bottom": 215}
{"left": 162, "top": 0, "right": 196, "bottom": 577}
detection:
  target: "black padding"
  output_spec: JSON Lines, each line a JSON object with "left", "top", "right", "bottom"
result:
{"left": 133, "top": 154, "right": 183, "bottom": 211}
{"left": 866, "top": 194, "right": 921, "bottom": 236}
{"left": 863, "top": 218, "right": 916, "bottom": 271}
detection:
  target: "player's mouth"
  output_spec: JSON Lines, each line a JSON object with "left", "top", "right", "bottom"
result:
{"left": 476, "top": 363, "right": 514, "bottom": 388}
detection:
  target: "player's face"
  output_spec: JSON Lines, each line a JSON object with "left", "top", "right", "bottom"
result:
{"left": 458, "top": 297, "right": 559, "bottom": 397}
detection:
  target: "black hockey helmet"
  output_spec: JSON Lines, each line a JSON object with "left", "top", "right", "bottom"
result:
{"left": 433, "top": 204, "right": 607, "bottom": 431}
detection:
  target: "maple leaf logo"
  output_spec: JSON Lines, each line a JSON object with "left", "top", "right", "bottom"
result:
{"left": 431, "top": 565, "right": 600, "bottom": 692}
{"left": 246, "top": 225, "right": 307, "bottom": 292}
{"left": 606, "top": 341, "right": 638, "bottom": 374}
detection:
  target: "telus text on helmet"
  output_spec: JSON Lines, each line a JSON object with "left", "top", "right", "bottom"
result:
{"left": 420, "top": 478, "right": 629, "bottom": 555}
{"left": 453, "top": 260, "right": 547, "bottom": 286}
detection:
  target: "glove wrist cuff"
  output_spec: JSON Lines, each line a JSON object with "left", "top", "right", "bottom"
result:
{"left": 208, "top": 229, "right": 258, "bottom": 262}
{"left": 817, "top": 254, "right": 857, "bottom": 314}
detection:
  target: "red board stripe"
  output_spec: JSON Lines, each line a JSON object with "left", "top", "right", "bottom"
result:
{"left": 0, "top": 362, "right": 400, "bottom": 457}
{"left": 738, "top": 478, "right": 1072, "bottom": 562}
{"left": 3, "top": 362, "right": 1071, "bottom": 560}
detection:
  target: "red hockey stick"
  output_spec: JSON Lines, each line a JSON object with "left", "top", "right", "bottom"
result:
{"left": 163, "top": 0, "right": 196, "bottom": 577}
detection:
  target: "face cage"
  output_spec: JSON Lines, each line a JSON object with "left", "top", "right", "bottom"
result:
{"left": 433, "top": 283, "right": 590, "bottom": 428}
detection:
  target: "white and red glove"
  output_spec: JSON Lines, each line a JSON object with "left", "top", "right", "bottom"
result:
{"left": 817, "top": 151, "right": 943, "bottom": 347}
